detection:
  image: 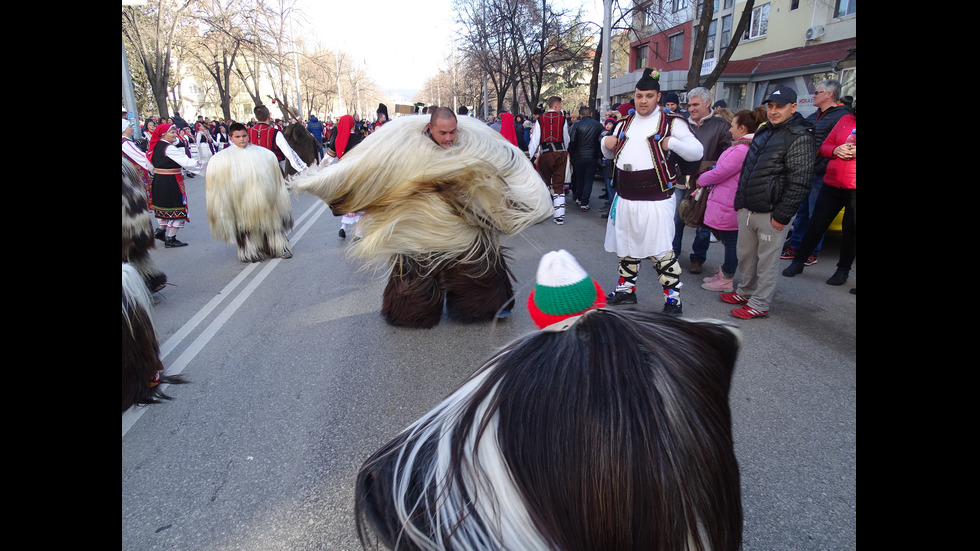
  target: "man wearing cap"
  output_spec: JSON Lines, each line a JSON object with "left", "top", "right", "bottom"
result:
{"left": 721, "top": 87, "right": 814, "bottom": 319}
{"left": 599, "top": 68, "right": 704, "bottom": 316}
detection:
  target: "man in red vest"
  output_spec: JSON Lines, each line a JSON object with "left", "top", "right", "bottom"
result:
{"left": 248, "top": 104, "right": 309, "bottom": 175}
{"left": 528, "top": 96, "right": 571, "bottom": 225}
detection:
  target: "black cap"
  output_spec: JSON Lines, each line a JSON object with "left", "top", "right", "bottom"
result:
{"left": 764, "top": 87, "right": 797, "bottom": 105}
{"left": 635, "top": 67, "right": 661, "bottom": 92}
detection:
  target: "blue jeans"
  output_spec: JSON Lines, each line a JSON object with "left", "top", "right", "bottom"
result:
{"left": 716, "top": 229, "right": 739, "bottom": 276}
{"left": 787, "top": 175, "right": 825, "bottom": 255}
{"left": 602, "top": 159, "right": 615, "bottom": 207}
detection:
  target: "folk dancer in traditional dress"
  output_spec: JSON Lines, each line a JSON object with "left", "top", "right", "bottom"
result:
{"left": 319, "top": 114, "right": 365, "bottom": 239}
{"left": 528, "top": 96, "right": 571, "bottom": 225}
{"left": 205, "top": 123, "right": 294, "bottom": 262}
{"left": 248, "top": 104, "right": 309, "bottom": 176}
{"left": 600, "top": 68, "right": 704, "bottom": 316}
{"left": 122, "top": 120, "right": 153, "bottom": 206}
{"left": 146, "top": 123, "right": 203, "bottom": 248}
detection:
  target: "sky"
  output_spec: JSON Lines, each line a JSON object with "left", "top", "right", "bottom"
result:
{"left": 298, "top": 0, "right": 457, "bottom": 93}
{"left": 297, "top": 0, "right": 605, "bottom": 94}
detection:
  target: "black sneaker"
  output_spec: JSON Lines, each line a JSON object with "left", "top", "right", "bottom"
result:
{"left": 165, "top": 236, "right": 188, "bottom": 248}
{"left": 662, "top": 301, "right": 683, "bottom": 316}
{"left": 154, "top": 228, "right": 166, "bottom": 242}
{"left": 339, "top": 228, "right": 346, "bottom": 238}
{"left": 607, "top": 290, "right": 637, "bottom": 305}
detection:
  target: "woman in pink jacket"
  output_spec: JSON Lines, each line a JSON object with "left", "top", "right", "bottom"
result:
{"left": 698, "top": 107, "right": 767, "bottom": 292}
{"left": 782, "top": 108, "right": 856, "bottom": 286}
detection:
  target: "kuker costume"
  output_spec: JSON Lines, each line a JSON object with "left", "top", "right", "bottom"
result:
{"left": 290, "top": 115, "right": 552, "bottom": 328}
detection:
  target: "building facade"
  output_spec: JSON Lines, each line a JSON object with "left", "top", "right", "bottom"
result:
{"left": 604, "top": 0, "right": 856, "bottom": 116}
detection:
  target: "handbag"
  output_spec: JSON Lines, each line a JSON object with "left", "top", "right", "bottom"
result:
{"left": 678, "top": 161, "right": 716, "bottom": 228}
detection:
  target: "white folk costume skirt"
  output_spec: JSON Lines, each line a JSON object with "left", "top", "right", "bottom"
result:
{"left": 603, "top": 195, "right": 675, "bottom": 259}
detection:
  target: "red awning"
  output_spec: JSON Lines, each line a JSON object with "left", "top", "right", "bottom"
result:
{"left": 722, "top": 37, "right": 856, "bottom": 76}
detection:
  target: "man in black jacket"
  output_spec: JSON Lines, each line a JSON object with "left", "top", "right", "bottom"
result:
{"left": 721, "top": 87, "right": 814, "bottom": 319}
{"left": 568, "top": 106, "right": 604, "bottom": 211}
{"left": 781, "top": 79, "right": 851, "bottom": 264}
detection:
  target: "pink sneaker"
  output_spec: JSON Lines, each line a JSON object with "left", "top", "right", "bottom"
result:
{"left": 701, "top": 275, "right": 734, "bottom": 292}
{"left": 703, "top": 268, "right": 722, "bottom": 283}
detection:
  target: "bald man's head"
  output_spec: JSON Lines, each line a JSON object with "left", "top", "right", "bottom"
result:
{"left": 427, "top": 107, "right": 458, "bottom": 148}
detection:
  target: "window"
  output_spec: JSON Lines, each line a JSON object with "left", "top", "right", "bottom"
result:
{"left": 835, "top": 0, "right": 856, "bottom": 17}
{"left": 705, "top": 20, "right": 717, "bottom": 60}
{"left": 671, "top": 0, "right": 689, "bottom": 14}
{"left": 720, "top": 14, "right": 732, "bottom": 50}
{"left": 748, "top": 3, "right": 769, "bottom": 39}
{"left": 668, "top": 33, "right": 684, "bottom": 62}
{"left": 645, "top": 4, "right": 657, "bottom": 27}
{"left": 635, "top": 44, "right": 649, "bottom": 71}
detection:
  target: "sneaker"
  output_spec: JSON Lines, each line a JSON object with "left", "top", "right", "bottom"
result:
{"left": 720, "top": 291, "right": 749, "bottom": 305}
{"left": 607, "top": 290, "right": 637, "bottom": 305}
{"left": 703, "top": 268, "right": 722, "bottom": 283}
{"left": 731, "top": 304, "right": 768, "bottom": 319}
{"left": 339, "top": 228, "right": 346, "bottom": 239}
{"left": 554, "top": 217, "right": 564, "bottom": 225}
{"left": 662, "top": 301, "right": 682, "bottom": 316}
{"left": 804, "top": 254, "right": 818, "bottom": 266}
{"left": 780, "top": 246, "right": 796, "bottom": 259}
{"left": 580, "top": 204, "right": 590, "bottom": 212}
{"left": 701, "top": 275, "right": 734, "bottom": 292}
{"left": 154, "top": 228, "right": 166, "bottom": 242}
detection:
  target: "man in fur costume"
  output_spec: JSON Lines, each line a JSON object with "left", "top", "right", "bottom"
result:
{"left": 122, "top": 160, "right": 167, "bottom": 294}
{"left": 290, "top": 107, "right": 553, "bottom": 328}
{"left": 355, "top": 250, "right": 744, "bottom": 550}
{"left": 206, "top": 123, "right": 294, "bottom": 262}
{"left": 122, "top": 262, "right": 186, "bottom": 412}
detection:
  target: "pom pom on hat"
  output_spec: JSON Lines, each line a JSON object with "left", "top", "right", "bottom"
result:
{"left": 527, "top": 250, "right": 606, "bottom": 329}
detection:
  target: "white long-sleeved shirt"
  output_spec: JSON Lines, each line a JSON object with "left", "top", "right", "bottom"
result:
{"left": 122, "top": 139, "right": 153, "bottom": 173}
{"left": 599, "top": 107, "right": 702, "bottom": 170}
{"left": 275, "top": 131, "right": 308, "bottom": 172}
{"left": 527, "top": 110, "right": 571, "bottom": 158}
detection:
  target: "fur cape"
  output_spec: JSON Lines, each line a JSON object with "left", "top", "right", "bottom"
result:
{"left": 205, "top": 144, "right": 294, "bottom": 262}
{"left": 282, "top": 122, "right": 319, "bottom": 176}
{"left": 288, "top": 115, "right": 552, "bottom": 272}
{"left": 122, "top": 160, "right": 167, "bottom": 293}
{"left": 122, "top": 262, "right": 185, "bottom": 412}
{"left": 356, "top": 309, "right": 744, "bottom": 550}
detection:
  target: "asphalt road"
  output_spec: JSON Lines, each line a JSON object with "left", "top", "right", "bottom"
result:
{"left": 122, "top": 164, "right": 856, "bottom": 550}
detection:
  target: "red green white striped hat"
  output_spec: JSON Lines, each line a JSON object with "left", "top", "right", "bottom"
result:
{"left": 527, "top": 250, "right": 606, "bottom": 329}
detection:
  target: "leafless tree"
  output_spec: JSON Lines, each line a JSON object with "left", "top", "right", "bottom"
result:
{"left": 690, "top": 0, "right": 756, "bottom": 90}
{"left": 122, "top": 0, "right": 194, "bottom": 119}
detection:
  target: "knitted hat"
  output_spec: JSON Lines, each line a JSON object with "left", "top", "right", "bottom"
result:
{"left": 527, "top": 250, "right": 606, "bottom": 329}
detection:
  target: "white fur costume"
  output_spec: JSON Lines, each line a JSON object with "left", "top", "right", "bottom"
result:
{"left": 205, "top": 144, "right": 294, "bottom": 262}
{"left": 289, "top": 115, "right": 553, "bottom": 327}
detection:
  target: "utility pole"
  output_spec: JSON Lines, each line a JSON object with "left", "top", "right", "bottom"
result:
{"left": 601, "top": 0, "right": 612, "bottom": 115}
{"left": 122, "top": 37, "right": 143, "bottom": 140}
